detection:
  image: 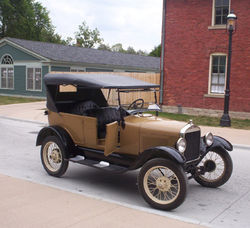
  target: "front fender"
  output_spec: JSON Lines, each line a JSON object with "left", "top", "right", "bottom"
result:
{"left": 36, "top": 126, "right": 74, "bottom": 153}
{"left": 130, "top": 146, "right": 184, "bottom": 170}
{"left": 200, "top": 135, "right": 233, "bottom": 156}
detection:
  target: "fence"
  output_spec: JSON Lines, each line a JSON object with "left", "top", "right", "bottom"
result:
{"left": 54, "top": 72, "right": 160, "bottom": 106}
{"left": 86, "top": 72, "right": 160, "bottom": 106}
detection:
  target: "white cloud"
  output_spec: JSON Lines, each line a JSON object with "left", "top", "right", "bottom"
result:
{"left": 38, "top": 0, "right": 162, "bottom": 52}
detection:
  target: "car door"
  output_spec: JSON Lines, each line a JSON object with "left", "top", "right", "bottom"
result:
{"left": 104, "top": 121, "right": 118, "bottom": 156}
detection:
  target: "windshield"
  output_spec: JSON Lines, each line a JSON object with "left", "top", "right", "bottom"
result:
{"left": 102, "top": 88, "right": 161, "bottom": 112}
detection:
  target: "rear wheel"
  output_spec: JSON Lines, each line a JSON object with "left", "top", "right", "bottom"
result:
{"left": 41, "top": 136, "right": 69, "bottom": 177}
{"left": 138, "top": 158, "right": 187, "bottom": 211}
{"left": 194, "top": 149, "right": 233, "bottom": 188}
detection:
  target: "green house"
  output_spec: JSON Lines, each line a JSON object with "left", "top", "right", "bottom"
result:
{"left": 0, "top": 37, "right": 160, "bottom": 98}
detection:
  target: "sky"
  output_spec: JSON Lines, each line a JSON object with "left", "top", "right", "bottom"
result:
{"left": 38, "top": 0, "right": 163, "bottom": 52}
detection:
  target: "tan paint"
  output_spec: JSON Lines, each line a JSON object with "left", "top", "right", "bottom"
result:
{"left": 48, "top": 111, "right": 184, "bottom": 156}
{"left": 120, "top": 115, "right": 184, "bottom": 154}
{"left": 104, "top": 121, "right": 118, "bottom": 156}
{"left": 83, "top": 117, "right": 98, "bottom": 147}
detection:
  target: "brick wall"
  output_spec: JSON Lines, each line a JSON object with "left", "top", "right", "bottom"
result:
{"left": 163, "top": 0, "right": 250, "bottom": 113}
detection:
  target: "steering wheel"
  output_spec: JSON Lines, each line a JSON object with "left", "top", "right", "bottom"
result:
{"left": 128, "top": 99, "right": 144, "bottom": 110}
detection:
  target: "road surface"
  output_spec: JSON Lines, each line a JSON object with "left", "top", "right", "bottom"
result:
{"left": 0, "top": 117, "right": 249, "bottom": 227}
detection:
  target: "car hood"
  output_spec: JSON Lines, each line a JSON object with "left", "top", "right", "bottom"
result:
{"left": 124, "top": 115, "right": 187, "bottom": 151}
{"left": 139, "top": 116, "right": 185, "bottom": 134}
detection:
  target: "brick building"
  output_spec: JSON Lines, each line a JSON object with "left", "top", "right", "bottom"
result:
{"left": 161, "top": 0, "right": 250, "bottom": 118}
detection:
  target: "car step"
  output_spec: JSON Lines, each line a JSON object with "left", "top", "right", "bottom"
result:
{"left": 69, "top": 155, "right": 129, "bottom": 173}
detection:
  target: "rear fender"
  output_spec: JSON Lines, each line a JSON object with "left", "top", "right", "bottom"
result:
{"left": 36, "top": 126, "right": 74, "bottom": 156}
{"left": 130, "top": 146, "right": 184, "bottom": 170}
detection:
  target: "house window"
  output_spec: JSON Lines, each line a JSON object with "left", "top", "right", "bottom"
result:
{"left": 70, "top": 67, "right": 85, "bottom": 72}
{"left": 1, "top": 55, "right": 14, "bottom": 64}
{"left": 0, "top": 54, "right": 14, "bottom": 89}
{"left": 27, "top": 68, "right": 42, "bottom": 91}
{"left": 214, "top": 0, "right": 229, "bottom": 25}
{"left": 210, "top": 55, "right": 227, "bottom": 94}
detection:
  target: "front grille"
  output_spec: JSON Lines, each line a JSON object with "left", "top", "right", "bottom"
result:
{"left": 184, "top": 131, "right": 200, "bottom": 161}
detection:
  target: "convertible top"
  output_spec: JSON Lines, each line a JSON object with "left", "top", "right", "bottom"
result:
{"left": 44, "top": 73, "right": 160, "bottom": 89}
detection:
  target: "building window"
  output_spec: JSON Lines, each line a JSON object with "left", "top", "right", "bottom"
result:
{"left": 210, "top": 55, "right": 227, "bottom": 94}
{"left": 27, "top": 68, "right": 42, "bottom": 91}
{"left": 1, "top": 55, "right": 14, "bottom": 64}
{"left": 214, "top": 0, "right": 229, "bottom": 25}
{"left": 0, "top": 54, "right": 14, "bottom": 89}
{"left": 70, "top": 67, "right": 86, "bottom": 72}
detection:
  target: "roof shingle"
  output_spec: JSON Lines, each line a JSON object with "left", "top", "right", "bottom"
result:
{"left": 5, "top": 37, "right": 160, "bottom": 71}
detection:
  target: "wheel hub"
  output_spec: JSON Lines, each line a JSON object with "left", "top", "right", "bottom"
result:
{"left": 204, "top": 160, "right": 216, "bottom": 172}
{"left": 156, "top": 177, "right": 171, "bottom": 191}
{"left": 50, "top": 149, "right": 61, "bottom": 163}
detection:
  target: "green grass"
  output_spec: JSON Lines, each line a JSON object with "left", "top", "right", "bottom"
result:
{"left": 0, "top": 95, "right": 44, "bottom": 105}
{"left": 152, "top": 112, "right": 250, "bottom": 130}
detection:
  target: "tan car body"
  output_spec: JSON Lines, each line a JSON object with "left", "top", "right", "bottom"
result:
{"left": 48, "top": 110, "right": 184, "bottom": 156}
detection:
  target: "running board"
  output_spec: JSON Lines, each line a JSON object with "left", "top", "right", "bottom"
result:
{"left": 69, "top": 155, "right": 129, "bottom": 173}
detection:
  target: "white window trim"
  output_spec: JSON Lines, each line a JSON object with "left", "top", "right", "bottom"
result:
{"left": 70, "top": 66, "right": 86, "bottom": 72}
{"left": 208, "top": 53, "right": 227, "bottom": 96}
{"left": 210, "top": 0, "right": 231, "bottom": 28}
{"left": 14, "top": 61, "right": 44, "bottom": 67}
{"left": 26, "top": 67, "right": 42, "bottom": 92}
{"left": 0, "top": 53, "right": 15, "bottom": 90}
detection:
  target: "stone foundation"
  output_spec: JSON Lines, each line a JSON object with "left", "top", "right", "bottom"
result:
{"left": 162, "top": 105, "right": 250, "bottom": 120}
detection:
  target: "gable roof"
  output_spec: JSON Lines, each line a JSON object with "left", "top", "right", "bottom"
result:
{"left": 2, "top": 37, "right": 160, "bottom": 71}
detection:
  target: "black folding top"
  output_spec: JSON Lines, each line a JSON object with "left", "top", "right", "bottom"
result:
{"left": 44, "top": 73, "right": 160, "bottom": 89}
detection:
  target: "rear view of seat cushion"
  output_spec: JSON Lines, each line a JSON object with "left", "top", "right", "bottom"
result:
{"left": 87, "top": 107, "right": 122, "bottom": 138}
{"left": 70, "top": 100, "right": 99, "bottom": 115}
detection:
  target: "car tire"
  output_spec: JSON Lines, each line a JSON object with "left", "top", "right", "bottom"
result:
{"left": 138, "top": 158, "right": 187, "bottom": 211}
{"left": 41, "top": 135, "right": 69, "bottom": 177}
{"left": 194, "top": 149, "right": 233, "bottom": 188}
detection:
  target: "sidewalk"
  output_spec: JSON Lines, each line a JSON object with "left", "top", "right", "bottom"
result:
{"left": 0, "top": 174, "right": 203, "bottom": 228}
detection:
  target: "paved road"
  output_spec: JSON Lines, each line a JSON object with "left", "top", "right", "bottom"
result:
{"left": 0, "top": 117, "right": 250, "bottom": 228}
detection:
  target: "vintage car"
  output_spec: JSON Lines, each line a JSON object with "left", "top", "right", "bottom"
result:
{"left": 36, "top": 73, "right": 233, "bottom": 210}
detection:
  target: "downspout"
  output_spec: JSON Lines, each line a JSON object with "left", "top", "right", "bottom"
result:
{"left": 160, "top": 0, "right": 167, "bottom": 104}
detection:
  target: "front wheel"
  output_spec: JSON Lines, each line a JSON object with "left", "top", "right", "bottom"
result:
{"left": 41, "top": 135, "right": 69, "bottom": 177}
{"left": 194, "top": 149, "right": 233, "bottom": 188}
{"left": 138, "top": 158, "right": 187, "bottom": 211}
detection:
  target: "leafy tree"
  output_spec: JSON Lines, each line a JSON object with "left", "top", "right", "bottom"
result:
{"left": 126, "top": 46, "right": 136, "bottom": 54}
{"left": 98, "top": 42, "right": 148, "bottom": 56}
{"left": 111, "top": 43, "right": 125, "bottom": 52}
{"left": 149, "top": 44, "right": 161, "bottom": 57}
{"left": 137, "top": 49, "right": 148, "bottom": 56}
{"left": 64, "top": 37, "right": 74, "bottom": 46}
{"left": 97, "top": 43, "right": 111, "bottom": 51}
{"left": 0, "top": 0, "right": 64, "bottom": 43}
{"left": 75, "top": 21, "right": 103, "bottom": 48}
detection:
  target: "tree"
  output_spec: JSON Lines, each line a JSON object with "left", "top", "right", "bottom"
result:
{"left": 111, "top": 43, "right": 125, "bottom": 53}
{"left": 75, "top": 21, "right": 103, "bottom": 48}
{"left": 0, "top": 0, "right": 64, "bottom": 44}
{"left": 137, "top": 49, "right": 148, "bottom": 56}
{"left": 126, "top": 46, "right": 136, "bottom": 54}
{"left": 149, "top": 44, "right": 161, "bottom": 57}
{"left": 97, "top": 43, "right": 111, "bottom": 51}
{"left": 64, "top": 37, "right": 74, "bottom": 46}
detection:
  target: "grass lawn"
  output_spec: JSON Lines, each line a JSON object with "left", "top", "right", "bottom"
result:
{"left": 155, "top": 112, "right": 250, "bottom": 130}
{"left": 0, "top": 95, "right": 44, "bottom": 105}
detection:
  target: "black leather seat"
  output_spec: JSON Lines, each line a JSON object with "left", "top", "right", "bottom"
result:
{"left": 70, "top": 100, "right": 99, "bottom": 115}
{"left": 87, "top": 107, "right": 125, "bottom": 138}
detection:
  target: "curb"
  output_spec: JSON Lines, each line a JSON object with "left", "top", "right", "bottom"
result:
{"left": 0, "top": 115, "right": 47, "bottom": 126}
{"left": 233, "top": 144, "right": 250, "bottom": 150}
